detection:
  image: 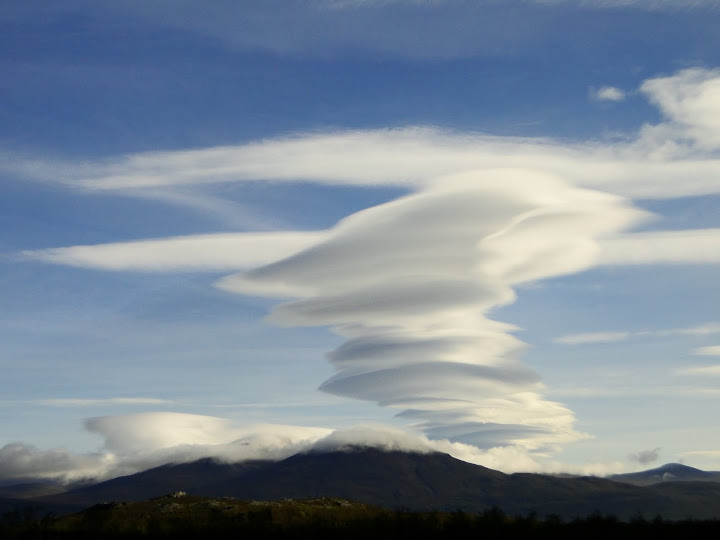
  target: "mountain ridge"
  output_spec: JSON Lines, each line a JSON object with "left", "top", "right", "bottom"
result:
{"left": 21, "top": 449, "right": 720, "bottom": 520}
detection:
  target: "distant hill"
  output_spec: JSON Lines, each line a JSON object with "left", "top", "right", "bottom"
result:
{"left": 30, "top": 449, "right": 720, "bottom": 520}
{"left": 610, "top": 463, "right": 720, "bottom": 487}
{"left": 0, "top": 481, "right": 67, "bottom": 499}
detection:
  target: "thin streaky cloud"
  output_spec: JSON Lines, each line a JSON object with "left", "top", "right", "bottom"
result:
{"left": 548, "top": 385, "right": 720, "bottom": 398}
{"left": 20, "top": 231, "right": 328, "bottom": 272}
{"left": 123, "top": 187, "right": 285, "bottom": 231}
{"left": 37, "top": 398, "right": 173, "bottom": 407}
{"left": 553, "top": 332, "right": 630, "bottom": 345}
{"left": 680, "top": 450, "right": 720, "bottom": 458}
{"left": 658, "top": 322, "right": 720, "bottom": 336}
{"left": 534, "top": 0, "right": 720, "bottom": 9}
{"left": 692, "top": 345, "right": 720, "bottom": 356}
{"left": 676, "top": 365, "right": 720, "bottom": 375}
{"left": 555, "top": 322, "right": 720, "bottom": 345}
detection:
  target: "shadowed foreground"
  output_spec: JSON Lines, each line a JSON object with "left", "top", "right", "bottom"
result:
{"left": 4, "top": 494, "right": 720, "bottom": 539}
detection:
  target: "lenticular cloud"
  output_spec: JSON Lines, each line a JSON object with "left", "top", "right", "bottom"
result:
{"left": 220, "top": 169, "right": 647, "bottom": 451}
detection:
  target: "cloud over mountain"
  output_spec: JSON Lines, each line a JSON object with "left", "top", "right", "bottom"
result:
{"left": 0, "top": 413, "right": 626, "bottom": 484}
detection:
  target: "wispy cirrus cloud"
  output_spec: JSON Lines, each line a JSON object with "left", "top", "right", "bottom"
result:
{"left": 36, "top": 398, "right": 173, "bottom": 407}
{"left": 553, "top": 332, "right": 631, "bottom": 345}
{"left": 555, "top": 322, "right": 720, "bottom": 345}
{"left": 692, "top": 345, "right": 720, "bottom": 356}
{"left": 677, "top": 365, "right": 720, "bottom": 375}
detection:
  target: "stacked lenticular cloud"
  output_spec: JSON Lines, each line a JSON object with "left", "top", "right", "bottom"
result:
{"left": 220, "top": 170, "right": 647, "bottom": 450}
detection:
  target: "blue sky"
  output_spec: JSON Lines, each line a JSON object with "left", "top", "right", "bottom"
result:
{"left": 3, "top": 0, "right": 720, "bottom": 481}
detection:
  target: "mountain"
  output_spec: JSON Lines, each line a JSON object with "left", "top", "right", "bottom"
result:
{"left": 610, "top": 463, "right": 720, "bottom": 487}
{"left": 0, "top": 481, "right": 67, "bottom": 499}
{"left": 38, "top": 458, "right": 272, "bottom": 510}
{"left": 33, "top": 449, "right": 720, "bottom": 520}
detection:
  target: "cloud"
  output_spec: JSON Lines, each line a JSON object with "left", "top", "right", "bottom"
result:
{"left": 217, "top": 169, "right": 647, "bottom": 452}
{"left": 211, "top": 68, "right": 720, "bottom": 454}
{"left": 13, "top": 67, "right": 720, "bottom": 462}
{"left": 534, "top": 0, "right": 720, "bottom": 8}
{"left": 677, "top": 450, "right": 720, "bottom": 469}
{"left": 677, "top": 365, "right": 720, "bottom": 375}
{"left": 11, "top": 100, "right": 720, "bottom": 204}
{"left": 0, "top": 414, "right": 623, "bottom": 484}
{"left": 21, "top": 231, "right": 328, "bottom": 272}
{"left": 555, "top": 322, "right": 720, "bottom": 346}
{"left": 592, "top": 85, "right": 626, "bottom": 102}
{"left": 692, "top": 345, "right": 720, "bottom": 356}
{"left": 640, "top": 68, "right": 720, "bottom": 150}
{"left": 598, "top": 229, "right": 720, "bottom": 265}
{"left": 0, "top": 443, "right": 113, "bottom": 484}
{"left": 554, "top": 332, "right": 631, "bottom": 345}
{"left": 37, "top": 398, "right": 172, "bottom": 407}
{"left": 674, "top": 322, "right": 720, "bottom": 335}
{"left": 11, "top": 67, "right": 720, "bottom": 201}
{"left": 0, "top": 413, "right": 331, "bottom": 483}
{"left": 35, "top": 1, "right": 719, "bottom": 66}
{"left": 84, "top": 412, "right": 246, "bottom": 455}
{"left": 629, "top": 447, "right": 661, "bottom": 465}
{"left": 679, "top": 450, "right": 720, "bottom": 462}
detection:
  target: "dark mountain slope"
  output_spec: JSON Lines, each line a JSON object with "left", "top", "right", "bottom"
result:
{"left": 38, "top": 458, "right": 272, "bottom": 510}
{"left": 195, "top": 448, "right": 509, "bottom": 509}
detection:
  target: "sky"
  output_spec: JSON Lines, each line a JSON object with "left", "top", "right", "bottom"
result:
{"left": 3, "top": 0, "right": 720, "bottom": 484}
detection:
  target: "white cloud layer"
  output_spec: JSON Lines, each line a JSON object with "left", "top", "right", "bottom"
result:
{"left": 599, "top": 229, "right": 720, "bottom": 265}
{"left": 0, "top": 413, "right": 625, "bottom": 484}
{"left": 8, "top": 71, "right": 720, "bottom": 205}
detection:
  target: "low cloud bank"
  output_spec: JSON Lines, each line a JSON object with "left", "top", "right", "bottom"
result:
{"left": 0, "top": 413, "right": 625, "bottom": 485}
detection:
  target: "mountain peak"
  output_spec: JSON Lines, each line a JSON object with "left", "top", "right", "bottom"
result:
{"left": 649, "top": 463, "right": 704, "bottom": 474}
{"left": 609, "top": 462, "right": 720, "bottom": 487}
